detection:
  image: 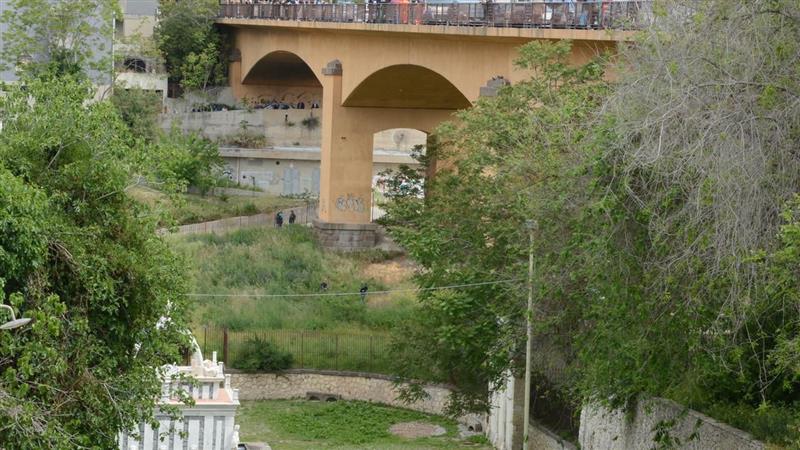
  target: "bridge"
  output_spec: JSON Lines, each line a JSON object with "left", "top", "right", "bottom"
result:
{"left": 217, "top": 1, "right": 650, "bottom": 248}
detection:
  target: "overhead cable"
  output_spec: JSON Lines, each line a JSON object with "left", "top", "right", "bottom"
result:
{"left": 184, "top": 278, "right": 522, "bottom": 299}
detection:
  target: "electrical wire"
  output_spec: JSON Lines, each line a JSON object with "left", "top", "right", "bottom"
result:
{"left": 184, "top": 278, "right": 523, "bottom": 299}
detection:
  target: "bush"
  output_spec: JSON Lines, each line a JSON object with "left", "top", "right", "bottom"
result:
{"left": 112, "top": 86, "right": 162, "bottom": 143}
{"left": 151, "top": 127, "right": 224, "bottom": 194}
{"left": 236, "top": 338, "right": 294, "bottom": 372}
{"left": 301, "top": 116, "right": 319, "bottom": 130}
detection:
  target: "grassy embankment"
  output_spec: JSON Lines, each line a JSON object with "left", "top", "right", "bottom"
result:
{"left": 169, "top": 226, "right": 417, "bottom": 372}
{"left": 237, "top": 400, "right": 491, "bottom": 450}
{"left": 171, "top": 226, "right": 415, "bottom": 331}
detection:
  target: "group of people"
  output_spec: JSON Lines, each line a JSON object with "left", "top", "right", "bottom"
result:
{"left": 274, "top": 210, "right": 297, "bottom": 227}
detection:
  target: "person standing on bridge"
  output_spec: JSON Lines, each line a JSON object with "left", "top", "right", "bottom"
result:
{"left": 275, "top": 211, "right": 284, "bottom": 228}
{"left": 289, "top": 210, "right": 297, "bottom": 224}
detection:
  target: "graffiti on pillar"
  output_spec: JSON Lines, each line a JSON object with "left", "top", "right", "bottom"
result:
{"left": 335, "top": 194, "right": 366, "bottom": 213}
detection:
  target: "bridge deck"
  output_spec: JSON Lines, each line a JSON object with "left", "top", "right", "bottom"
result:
{"left": 219, "top": 1, "right": 650, "bottom": 41}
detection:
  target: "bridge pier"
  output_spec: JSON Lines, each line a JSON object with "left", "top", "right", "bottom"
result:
{"left": 314, "top": 60, "right": 378, "bottom": 250}
{"left": 314, "top": 59, "right": 458, "bottom": 250}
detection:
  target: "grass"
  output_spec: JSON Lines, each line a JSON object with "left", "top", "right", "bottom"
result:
{"left": 130, "top": 185, "right": 299, "bottom": 225}
{"left": 236, "top": 400, "right": 492, "bottom": 450}
{"left": 171, "top": 226, "right": 417, "bottom": 333}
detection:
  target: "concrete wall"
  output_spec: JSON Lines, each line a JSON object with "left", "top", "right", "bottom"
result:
{"left": 221, "top": 147, "right": 418, "bottom": 197}
{"left": 579, "top": 397, "right": 765, "bottom": 450}
{"left": 162, "top": 109, "right": 427, "bottom": 151}
{"left": 229, "top": 369, "right": 482, "bottom": 427}
{"left": 160, "top": 204, "right": 316, "bottom": 236}
{"left": 486, "top": 374, "right": 577, "bottom": 450}
{"left": 161, "top": 109, "right": 323, "bottom": 147}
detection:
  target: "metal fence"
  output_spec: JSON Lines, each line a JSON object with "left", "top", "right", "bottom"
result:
{"left": 198, "top": 326, "right": 394, "bottom": 373}
{"left": 219, "top": 1, "right": 653, "bottom": 30}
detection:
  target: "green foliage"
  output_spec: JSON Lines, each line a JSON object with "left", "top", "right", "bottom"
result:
{"left": 0, "top": 0, "right": 119, "bottom": 79}
{"left": 180, "top": 40, "right": 222, "bottom": 91}
{"left": 381, "top": 3, "right": 800, "bottom": 445}
{"left": 236, "top": 337, "right": 294, "bottom": 372}
{"left": 112, "top": 86, "right": 163, "bottom": 144}
{"left": 0, "top": 76, "right": 189, "bottom": 447}
{"left": 150, "top": 127, "right": 224, "bottom": 194}
{"left": 171, "top": 227, "right": 415, "bottom": 332}
{"left": 381, "top": 40, "right": 607, "bottom": 414}
{"left": 573, "top": 1, "right": 800, "bottom": 434}
{"left": 155, "top": 0, "right": 227, "bottom": 89}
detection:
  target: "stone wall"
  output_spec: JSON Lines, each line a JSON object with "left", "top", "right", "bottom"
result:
{"left": 312, "top": 219, "right": 377, "bottom": 251}
{"left": 228, "top": 369, "right": 482, "bottom": 427}
{"left": 486, "top": 374, "right": 577, "bottom": 450}
{"left": 579, "top": 397, "right": 765, "bottom": 450}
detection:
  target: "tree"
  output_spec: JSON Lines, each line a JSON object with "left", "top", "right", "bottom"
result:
{"left": 381, "top": 41, "right": 607, "bottom": 414}
{"left": 155, "top": 0, "right": 227, "bottom": 91}
{"left": 573, "top": 0, "right": 800, "bottom": 435}
{"left": 0, "top": 0, "right": 119, "bottom": 80}
{"left": 382, "top": 1, "right": 800, "bottom": 444}
{"left": 0, "top": 76, "right": 190, "bottom": 448}
{"left": 150, "top": 127, "right": 225, "bottom": 195}
{"left": 112, "top": 86, "right": 163, "bottom": 144}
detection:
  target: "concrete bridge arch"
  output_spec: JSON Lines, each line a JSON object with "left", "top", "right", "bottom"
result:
{"left": 221, "top": 18, "right": 628, "bottom": 248}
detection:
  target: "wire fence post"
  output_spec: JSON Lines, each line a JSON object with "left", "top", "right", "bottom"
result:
{"left": 300, "top": 331, "right": 305, "bottom": 368}
{"left": 223, "top": 327, "right": 229, "bottom": 365}
{"left": 335, "top": 334, "right": 339, "bottom": 371}
{"left": 203, "top": 325, "right": 208, "bottom": 356}
{"left": 369, "top": 335, "right": 374, "bottom": 372}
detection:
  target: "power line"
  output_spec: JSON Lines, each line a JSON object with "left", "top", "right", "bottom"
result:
{"left": 184, "top": 278, "right": 522, "bottom": 299}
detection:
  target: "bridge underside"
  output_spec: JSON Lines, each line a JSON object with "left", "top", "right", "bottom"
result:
{"left": 223, "top": 21, "right": 623, "bottom": 248}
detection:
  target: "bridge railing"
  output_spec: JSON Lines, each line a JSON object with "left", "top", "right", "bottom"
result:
{"left": 219, "top": 1, "right": 653, "bottom": 30}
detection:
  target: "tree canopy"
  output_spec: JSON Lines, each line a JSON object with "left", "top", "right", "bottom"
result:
{"left": 154, "top": 0, "right": 228, "bottom": 91}
{"left": 0, "top": 76, "right": 190, "bottom": 448}
{"left": 0, "top": 0, "right": 119, "bottom": 80}
{"left": 381, "top": 0, "right": 800, "bottom": 444}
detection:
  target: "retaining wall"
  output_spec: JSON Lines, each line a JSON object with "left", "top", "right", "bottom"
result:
{"left": 159, "top": 204, "right": 316, "bottom": 236}
{"left": 162, "top": 109, "right": 321, "bottom": 148}
{"left": 229, "top": 369, "right": 482, "bottom": 427}
{"left": 579, "top": 397, "right": 764, "bottom": 450}
{"left": 486, "top": 374, "right": 577, "bottom": 450}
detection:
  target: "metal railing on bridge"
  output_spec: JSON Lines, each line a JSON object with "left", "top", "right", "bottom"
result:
{"left": 219, "top": 1, "right": 653, "bottom": 30}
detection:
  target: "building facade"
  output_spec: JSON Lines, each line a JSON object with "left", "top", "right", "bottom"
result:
{"left": 118, "top": 348, "right": 241, "bottom": 450}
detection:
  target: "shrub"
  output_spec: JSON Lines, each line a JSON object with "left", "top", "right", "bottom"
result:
{"left": 236, "top": 338, "right": 294, "bottom": 372}
{"left": 301, "top": 116, "right": 319, "bottom": 130}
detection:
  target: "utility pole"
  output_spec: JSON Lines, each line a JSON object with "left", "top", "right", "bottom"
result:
{"left": 110, "top": 10, "right": 116, "bottom": 96}
{"left": 522, "top": 219, "right": 537, "bottom": 449}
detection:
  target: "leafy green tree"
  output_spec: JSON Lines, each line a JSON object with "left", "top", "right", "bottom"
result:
{"left": 383, "top": 1, "right": 800, "bottom": 444}
{"left": 112, "top": 86, "right": 163, "bottom": 144}
{"left": 151, "top": 127, "right": 225, "bottom": 195}
{"left": 155, "top": 0, "right": 227, "bottom": 90}
{"left": 572, "top": 1, "right": 800, "bottom": 441}
{"left": 381, "top": 40, "right": 607, "bottom": 414}
{"left": 0, "top": 76, "right": 190, "bottom": 448}
{"left": 0, "top": 0, "right": 119, "bottom": 79}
